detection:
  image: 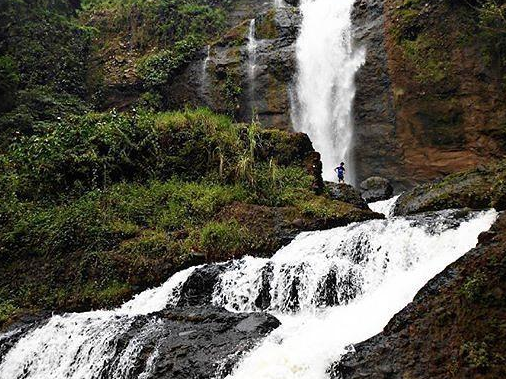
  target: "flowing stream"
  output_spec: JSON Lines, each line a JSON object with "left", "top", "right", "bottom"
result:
{"left": 292, "top": 0, "right": 365, "bottom": 183}
{"left": 0, "top": 200, "right": 498, "bottom": 379}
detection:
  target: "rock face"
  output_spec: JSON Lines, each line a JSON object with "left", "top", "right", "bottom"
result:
{"left": 351, "top": 0, "right": 400, "bottom": 189}
{"left": 351, "top": 0, "right": 506, "bottom": 190}
{"left": 332, "top": 213, "right": 506, "bottom": 379}
{"left": 359, "top": 176, "right": 393, "bottom": 202}
{"left": 326, "top": 182, "right": 369, "bottom": 210}
{"left": 393, "top": 161, "right": 506, "bottom": 216}
{"left": 166, "top": 5, "right": 301, "bottom": 130}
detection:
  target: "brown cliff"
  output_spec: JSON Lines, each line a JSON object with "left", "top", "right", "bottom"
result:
{"left": 352, "top": 0, "right": 506, "bottom": 190}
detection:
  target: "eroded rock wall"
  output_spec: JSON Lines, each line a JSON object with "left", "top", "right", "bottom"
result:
{"left": 166, "top": 5, "right": 300, "bottom": 130}
{"left": 352, "top": 0, "right": 506, "bottom": 190}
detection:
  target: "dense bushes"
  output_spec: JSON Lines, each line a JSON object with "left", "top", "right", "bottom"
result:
{"left": 1, "top": 108, "right": 315, "bottom": 202}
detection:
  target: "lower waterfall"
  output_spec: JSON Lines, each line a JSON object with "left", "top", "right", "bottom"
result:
{"left": 0, "top": 202, "right": 498, "bottom": 379}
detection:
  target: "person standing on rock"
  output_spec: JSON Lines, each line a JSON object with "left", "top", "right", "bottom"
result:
{"left": 335, "top": 162, "right": 346, "bottom": 184}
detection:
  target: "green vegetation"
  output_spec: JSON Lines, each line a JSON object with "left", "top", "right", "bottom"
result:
{"left": 401, "top": 34, "right": 450, "bottom": 84}
{"left": 459, "top": 272, "right": 487, "bottom": 302}
{"left": 0, "top": 107, "right": 371, "bottom": 326}
{"left": 80, "top": 0, "right": 231, "bottom": 107}
{"left": 460, "top": 341, "right": 491, "bottom": 370}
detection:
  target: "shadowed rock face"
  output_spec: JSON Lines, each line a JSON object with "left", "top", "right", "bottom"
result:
{"left": 330, "top": 213, "right": 506, "bottom": 379}
{"left": 359, "top": 176, "right": 393, "bottom": 203}
{"left": 351, "top": 0, "right": 401, "bottom": 189}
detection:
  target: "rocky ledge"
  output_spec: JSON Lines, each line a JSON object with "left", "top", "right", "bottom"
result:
{"left": 331, "top": 212, "right": 506, "bottom": 379}
{"left": 394, "top": 161, "right": 506, "bottom": 216}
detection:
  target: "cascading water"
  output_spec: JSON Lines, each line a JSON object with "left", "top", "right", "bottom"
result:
{"left": 0, "top": 268, "right": 198, "bottom": 379}
{"left": 247, "top": 19, "right": 258, "bottom": 116}
{"left": 292, "top": 0, "right": 365, "bottom": 183}
{"left": 0, "top": 203, "right": 498, "bottom": 379}
{"left": 200, "top": 45, "right": 211, "bottom": 98}
{"left": 215, "top": 207, "right": 498, "bottom": 379}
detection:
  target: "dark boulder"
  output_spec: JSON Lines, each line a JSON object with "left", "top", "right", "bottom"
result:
{"left": 284, "top": 0, "right": 300, "bottom": 6}
{"left": 359, "top": 176, "right": 394, "bottom": 202}
{"left": 104, "top": 306, "right": 280, "bottom": 379}
{"left": 177, "top": 264, "right": 230, "bottom": 307}
{"left": 325, "top": 182, "right": 369, "bottom": 210}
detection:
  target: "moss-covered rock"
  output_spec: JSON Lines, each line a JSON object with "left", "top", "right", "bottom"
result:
{"left": 393, "top": 161, "right": 506, "bottom": 216}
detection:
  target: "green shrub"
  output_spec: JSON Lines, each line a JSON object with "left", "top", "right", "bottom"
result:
{"left": 137, "top": 36, "right": 202, "bottom": 87}
{"left": 199, "top": 220, "right": 248, "bottom": 260}
{"left": 0, "top": 301, "right": 17, "bottom": 324}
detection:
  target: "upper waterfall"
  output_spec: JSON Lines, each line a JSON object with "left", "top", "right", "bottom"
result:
{"left": 292, "top": 0, "right": 365, "bottom": 183}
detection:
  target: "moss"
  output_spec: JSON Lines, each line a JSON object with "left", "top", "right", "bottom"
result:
{"left": 401, "top": 34, "right": 451, "bottom": 84}
{"left": 460, "top": 341, "right": 490, "bottom": 370}
{"left": 198, "top": 220, "right": 248, "bottom": 260}
{"left": 459, "top": 272, "right": 487, "bottom": 302}
{"left": 256, "top": 9, "right": 279, "bottom": 40}
{"left": 0, "top": 301, "right": 18, "bottom": 324}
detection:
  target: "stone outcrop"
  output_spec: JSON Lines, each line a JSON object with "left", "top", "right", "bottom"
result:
{"left": 117, "top": 307, "right": 280, "bottom": 379}
{"left": 393, "top": 161, "right": 506, "bottom": 216}
{"left": 331, "top": 212, "right": 506, "bottom": 379}
{"left": 326, "top": 182, "right": 369, "bottom": 210}
{"left": 359, "top": 176, "right": 394, "bottom": 202}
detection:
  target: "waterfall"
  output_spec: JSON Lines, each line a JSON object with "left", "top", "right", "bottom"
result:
{"left": 218, "top": 208, "right": 497, "bottom": 378}
{"left": 247, "top": 19, "right": 258, "bottom": 116}
{"left": 200, "top": 45, "right": 211, "bottom": 99}
{"left": 0, "top": 206, "right": 498, "bottom": 379}
{"left": 292, "top": 0, "right": 365, "bottom": 183}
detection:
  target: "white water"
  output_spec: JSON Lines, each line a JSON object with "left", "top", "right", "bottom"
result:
{"left": 0, "top": 206, "right": 498, "bottom": 379}
{"left": 293, "top": 0, "right": 365, "bottom": 183}
{"left": 200, "top": 45, "right": 211, "bottom": 98}
{"left": 368, "top": 195, "right": 401, "bottom": 217}
{"left": 247, "top": 19, "right": 258, "bottom": 116}
{"left": 0, "top": 267, "right": 197, "bottom": 379}
{"left": 215, "top": 208, "right": 497, "bottom": 379}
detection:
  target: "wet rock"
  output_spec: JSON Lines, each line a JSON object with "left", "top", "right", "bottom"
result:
{"left": 316, "top": 268, "right": 362, "bottom": 308}
{"left": 359, "top": 176, "right": 394, "bottom": 202}
{"left": 103, "top": 306, "right": 280, "bottom": 379}
{"left": 177, "top": 264, "right": 230, "bottom": 306}
{"left": 254, "top": 263, "right": 274, "bottom": 310}
{"left": 331, "top": 213, "right": 506, "bottom": 379}
{"left": 326, "top": 182, "right": 369, "bottom": 210}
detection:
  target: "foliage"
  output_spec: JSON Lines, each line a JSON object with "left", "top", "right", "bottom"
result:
{"left": 0, "top": 55, "right": 20, "bottom": 113}
{"left": 137, "top": 36, "right": 202, "bottom": 88}
{"left": 198, "top": 220, "right": 248, "bottom": 260}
